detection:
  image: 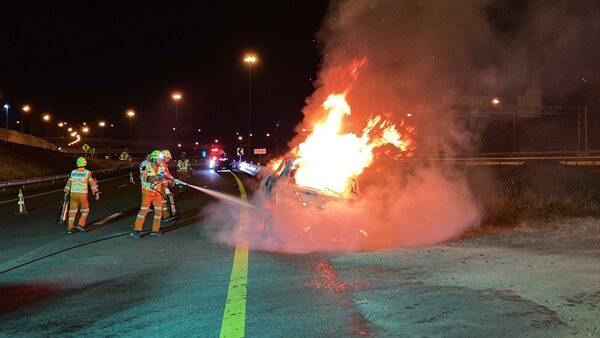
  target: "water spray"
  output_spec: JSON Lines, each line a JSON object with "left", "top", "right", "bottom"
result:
{"left": 173, "top": 179, "right": 265, "bottom": 213}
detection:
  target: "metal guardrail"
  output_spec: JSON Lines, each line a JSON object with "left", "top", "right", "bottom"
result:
{"left": 0, "top": 165, "right": 136, "bottom": 189}
{"left": 425, "top": 155, "right": 600, "bottom": 165}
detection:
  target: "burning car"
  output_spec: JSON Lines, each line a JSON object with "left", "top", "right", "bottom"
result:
{"left": 258, "top": 60, "right": 414, "bottom": 246}
{"left": 261, "top": 155, "right": 360, "bottom": 236}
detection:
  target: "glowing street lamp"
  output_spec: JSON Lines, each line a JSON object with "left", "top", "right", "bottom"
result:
{"left": 21, "top": 105, "right": 31, "bottom": 133}
{"left": 126, "top": 109, "right": 135, "bottom": 139}
{"left": 98, "top": 121, "right": 106, "bottom": 138}
{"left": 82, "top": 126, "right": 90, "bottom": 134}
{"left": 42, "top": 113, "right": 51, "bottom": 138}
{"left": 171, "top": 91, "right": 183, "bottom": 142}
{"left": 243, "top": 52, "right": 258, "bottom": 159}
{"left": 491, "top": 98, "right": 500, "bottom": 105}
{"left": 3, "top": 104, "right": 9, "bottom": 141}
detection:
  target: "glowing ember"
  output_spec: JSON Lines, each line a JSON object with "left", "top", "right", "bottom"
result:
{"left": 292, "top": 63, "right": 414, "bottom": 195}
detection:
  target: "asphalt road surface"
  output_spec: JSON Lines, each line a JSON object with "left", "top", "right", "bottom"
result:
{"left": 0, "top": 169, "right": 599, "bottom": 337}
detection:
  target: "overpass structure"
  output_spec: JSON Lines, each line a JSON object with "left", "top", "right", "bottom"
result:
{"left": 0, "top": 128, "right": 58, "bottom": 150}
{"left": 56, "top": 138, "right": 217, "bottom": 159}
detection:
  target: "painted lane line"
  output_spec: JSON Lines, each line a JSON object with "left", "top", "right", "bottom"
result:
{"left": 0, "top": 187, "right": 65, "bottom": 205}
{"left": 0, "top": 173, "right": 130, "bottom": 204}
{"left": 91, "top": 212, "right": 124, "bottom": 226}
{"left": 220, "top": 172, "right": 249, "bottom": 338}
{"left": 117, "top": 184, "right": 127, "bottom": 188}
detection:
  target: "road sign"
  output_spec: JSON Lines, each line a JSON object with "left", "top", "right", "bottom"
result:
{"left": 253, "top": 148, "right": 267, "bottom": 155}
{"left": 119, "top": 151, "right": 129, "bottom": 161}
{"left": 237, "top": 147, "right": 244, "bottom": 156}
{"left": 82, "top": 143, "right": 90, "bottom": 152}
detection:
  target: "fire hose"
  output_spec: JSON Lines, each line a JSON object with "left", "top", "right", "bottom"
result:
{"left": 1, "top": 179, "right": 189, "bottom": 275}
{"left": 149, "top": 178, "right": 189, "bottom": 229}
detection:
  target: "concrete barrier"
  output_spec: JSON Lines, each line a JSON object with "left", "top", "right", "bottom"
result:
{"left": 0, "top": 128, "right": 58, "bottom": 150}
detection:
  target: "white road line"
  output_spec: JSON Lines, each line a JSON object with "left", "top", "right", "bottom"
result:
{"left": 117, "top": 184, "right": 127, "bottom": 188}
{"left": 91, "top": 212, "right": 124, "bottom": 226}
{"left": 0, "top": 173, "right": 130, "bottom": 204}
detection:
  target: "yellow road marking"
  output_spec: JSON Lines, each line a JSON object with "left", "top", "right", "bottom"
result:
{"left": 220, "top": 172, "right": 249, "bottom": 338}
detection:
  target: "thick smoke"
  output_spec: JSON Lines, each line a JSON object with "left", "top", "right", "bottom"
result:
{"left": 206, "top": 0, "right": 599, "bottom": 252}
{"left": 299, "top": 0, "right": 599, "bottom": 154}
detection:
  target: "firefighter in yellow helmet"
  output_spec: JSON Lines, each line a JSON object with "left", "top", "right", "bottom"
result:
{"left": 159, "top": 149, "right": 174, "bottom": 179}
{"left": 176, "top": 152, "right": 191, "bottom": 193}
{"left": 63, "top": 157, "right": 100, "bottom": 234}
{"left": 131, "top": 150, "right": 168, "bottom": 238}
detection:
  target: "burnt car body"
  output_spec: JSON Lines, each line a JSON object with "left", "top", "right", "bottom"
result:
{"left": 262, "top": 156, "right": 359, "bottom": 235}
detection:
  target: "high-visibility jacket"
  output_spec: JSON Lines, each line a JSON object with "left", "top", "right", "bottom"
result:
{"left": 141, "top": 162, "right": 164, "bottom": 192}
{"left": 177, "top": 159, "right": 190, "bottom": 172}
{"left": 139, "top": 160, "right": 150, "bottom": 173}
{"left": 159, "top": 161, "right": 174, "bottom": 179}
{"left": 64, "top": 168, "right": 99, "bottom": 194}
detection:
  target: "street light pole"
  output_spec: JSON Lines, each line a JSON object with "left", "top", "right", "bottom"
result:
{"left": 126, "top": 110, "right": 135, "bottom": 140}
{"left": 243, "top": 53, "right": 258, "bottom": 160}
{"left": 248, "top": 65, "right": 252, "bottom": 160}
{"left": 3, "top": 104, "right": 9, "bottom": 142}
{"left": 21, "top": 105, "right": 30, "bottom": 133}
{"left": 171, "top": 92, "right": 182, "bottom": 144}
{"left": 98, "top": 121, "right": 106, "bottom": 139}
{"left": 42, "top": 114, "right": 50, "bottom": 138}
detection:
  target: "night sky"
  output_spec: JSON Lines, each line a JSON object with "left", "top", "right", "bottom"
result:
{"left": 1, "top": 2, "right": 331, "bottom": 147}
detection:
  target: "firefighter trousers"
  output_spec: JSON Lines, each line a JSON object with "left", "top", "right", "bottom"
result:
{"left": 134, "top": 190, "right": 164, "bottom": 232}
{"left": 68, "top": 193, "right": 90, "bottom": 229}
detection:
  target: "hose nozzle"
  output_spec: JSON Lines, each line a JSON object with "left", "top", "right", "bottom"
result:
{"left": 173, "top": 179, "right": 188, "bottom": 186}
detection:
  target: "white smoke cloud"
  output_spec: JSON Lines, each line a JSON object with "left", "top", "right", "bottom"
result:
{"left": 205, "top": 0, "right": 598, "bottom": 252}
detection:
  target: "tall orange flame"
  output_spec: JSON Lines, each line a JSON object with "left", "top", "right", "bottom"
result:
{"left": 292, "top": 88, "right": 414, "bottom": 195}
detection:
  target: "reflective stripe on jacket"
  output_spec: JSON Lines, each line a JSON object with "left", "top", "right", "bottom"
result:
{"left": 139, "top": 160, "right": 149, "bottom": 173}
{"left": 177, "top": 159, "right": 189, "bottom": 171}
{"left": 64, "top": 168, "right": 99, "bottom": 194}
{"left": 159, "top": 161, "right": 174, "bottom": 179}
{"left": 141, "top": 162, "right": 162, "bottom": 192}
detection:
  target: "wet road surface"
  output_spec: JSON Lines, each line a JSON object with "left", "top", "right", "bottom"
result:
{"left": 0, "top": 169, "right": 599, "bottom": 337}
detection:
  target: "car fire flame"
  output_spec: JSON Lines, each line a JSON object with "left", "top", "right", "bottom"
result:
{"left": 291, "top": 59, "right": 415, "bottom": 195}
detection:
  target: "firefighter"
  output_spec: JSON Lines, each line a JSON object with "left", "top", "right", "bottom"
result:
{"left": 160, "top": 149, "right": 175, "bottom": 179}
{"left": 63, "top": 157, "right": 100, "bottom": 234}
{"left": 139, "top": 153, "right": 151, "bottom": 174}
{"left": 159, "top": 149, "right": 177, "bottom": 221}
{"left": 176, "top": 152, "right": 191, "bottom": 193}
{"left": 131, "top": 150, "right": 167, "bottom": 238}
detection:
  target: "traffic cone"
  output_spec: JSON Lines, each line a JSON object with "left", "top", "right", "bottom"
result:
{"left": 129, "top": 171, "right": 135, "bottom": 184}
{"left": 15, "top": 189, "right": 28, "bottom": 215}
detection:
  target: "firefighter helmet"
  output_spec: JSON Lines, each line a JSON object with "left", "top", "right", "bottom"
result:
{"left": 150, "top": 150, "right": 163, "bottom": 161}
{"left": 162, "top": 150, "right": 172, "bottom": 160}
{"left": 76, "top": 157, "right": 87, "bottom": 167}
